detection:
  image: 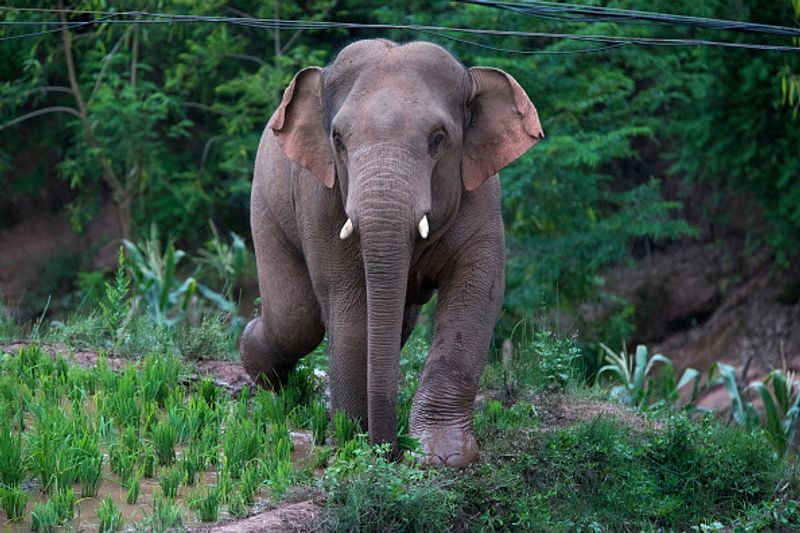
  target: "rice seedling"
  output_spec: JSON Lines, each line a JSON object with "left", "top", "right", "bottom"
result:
{"left": 149, "top": 496, "right": 183, "bottom": 532}
{"left": 239, "top": 462, "right": 261, "bottom": 506}
{"left": 310, "top": 399, "right": 328, "bottom": 445}
{"left": 166, "top": 402, "right": 190, "bottom": 444}
{"left": 180, "top": 448, "right": 201, "bottom": 486}
{"left": 222, "top": 418, "right": 260, "bottom": 478}
{"left": 265, "top": 434, "right": 293, "bottom": 498}
{"left": 227, "top": 490, "right": 248, "bottom": 518}
{"left": 197, "top": 377, "right": 220, "bottom": 407}
{"left": 125, "top": 470, "right": 142, "bottom": 504}
{"left": 1, "top": 486, "right": 29, "bottom": 521}
{"left": 0, "top": 424, "right": 25, "bottom": 487}
{"left": 254, "top": 389, "right": 285, "bottom": 429}
{"left": 141, "top": 351, "right": 181, "bottom": 407}
{"left": 142, "top": 445, "right": 156, "bottom": 478}
{"left": 198, "top": 426, "right": 220, "bottom": 467}
{"left": 152, "top": 419, "right": 177, "bottom": 466}
{"left": 189, "top": 486, "right": 221, "bottom": 522}
{"left": 30, "top": 500, "right": 58, "bottom": 533}
{"left": 333, "top": 410, "right": 361, "bottom": 445}
{"left": 98, "top": 497, "right": 123, "bottom": 533}
{"left": 77, "top": 451, "right": 103, "bottom": 498}
{"left": 159, "top": 465, "right": 183, "bottom": 499}
{"left": 51, "top": 487, "right": 75, "bottom": 522}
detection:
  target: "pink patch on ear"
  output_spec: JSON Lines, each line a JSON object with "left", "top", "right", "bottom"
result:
{"left": 268, "top": 67, "right": 335, "bottom": 188}
{"left": 462, "top": 68, "right": 544, "bottom": 192}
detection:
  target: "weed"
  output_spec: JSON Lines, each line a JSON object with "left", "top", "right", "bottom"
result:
{"left": 100, "top": 247, "right": 132, "bottom": 343}
{"left": 1, "top": 486, "right": 29, "bottom": 521}
{"left": 98, "top": 497, "right": 123, "bottom": 532}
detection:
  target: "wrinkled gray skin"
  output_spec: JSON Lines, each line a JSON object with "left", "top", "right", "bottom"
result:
{"left": 240, "top": 40, "right": 543, "bottom": 467}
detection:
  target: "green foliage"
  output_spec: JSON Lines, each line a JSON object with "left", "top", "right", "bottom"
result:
{"left": 750, "top": 369, "right": 800, "bottom": 457}
{"left": 597, "top": 343, "right": 674, "bottom": 405}
{"left": 671, "top": 1, "right": 800, "bottom": 262}
{"left": 322, "top": 442, "right": 453, "bottom": 533}
{"left": 713, "top": 363, "right": 800, "bottom": 457}
{"left": 450, "top": 415, "right": 782, "bottom": 530}
{"left": 474, "top": 399, "right": 538, "bottom": 440}
{"left": 100, "top": 247, "right": 131, "bottom": 339}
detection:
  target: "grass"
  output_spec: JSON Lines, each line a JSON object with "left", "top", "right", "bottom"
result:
{"left": 1, "top": 317, "right": 798, "bottom": 531}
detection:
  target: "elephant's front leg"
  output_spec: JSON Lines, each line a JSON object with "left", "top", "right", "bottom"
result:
{"left": 326, "top": 291, "right": 369, "bottom": 429}
{"left": 409, "top": 245, "right": 504, "bottom": 467}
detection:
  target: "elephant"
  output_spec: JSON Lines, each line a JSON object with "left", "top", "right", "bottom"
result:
{"left": 240, "top": 39, "right": 543, "bottom": 467}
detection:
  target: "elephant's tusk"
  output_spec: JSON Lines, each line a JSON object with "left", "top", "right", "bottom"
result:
{"left": 418, "top": 215, "right": 429, "bottom": 239}
{"left": 339, "top": 218, "right": 354, "bottom": 240}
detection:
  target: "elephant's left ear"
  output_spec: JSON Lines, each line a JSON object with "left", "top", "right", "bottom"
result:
{"left": 462, "top": 67, "right": 544, "bottom": 191}
{"left": 268, "top": 67, "right": 335, "bottom": 188}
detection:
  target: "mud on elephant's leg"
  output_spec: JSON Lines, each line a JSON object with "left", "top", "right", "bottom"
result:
{"left": 409, "top": 262, "right": 504, "bottom": 467}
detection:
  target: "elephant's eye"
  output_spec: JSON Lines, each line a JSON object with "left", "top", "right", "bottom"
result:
{"left": 429, "top": 130, "right": 448, "bottom": 158}
{"left": 333, "top": 133, "right": 346, "bottom": 155}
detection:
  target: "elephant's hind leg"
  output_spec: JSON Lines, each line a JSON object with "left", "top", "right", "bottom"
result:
{"left": 240, "top": 233, "right": 324, "bottom": 388}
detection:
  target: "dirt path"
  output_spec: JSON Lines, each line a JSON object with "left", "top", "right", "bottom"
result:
{"left": 190, "top": 500, "right": 322, "bottom": 533}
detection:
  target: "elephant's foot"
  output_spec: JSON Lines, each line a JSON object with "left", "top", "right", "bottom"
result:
{"left": 239, "top": 318, "right": 292, "bottom": 388}
{"left": 411, "top": 424, "right": 479, "bottom": 468}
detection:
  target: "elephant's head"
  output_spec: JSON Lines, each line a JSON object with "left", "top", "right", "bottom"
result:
{"left": 268, "top": 40, "right": 543, "bottom": 451}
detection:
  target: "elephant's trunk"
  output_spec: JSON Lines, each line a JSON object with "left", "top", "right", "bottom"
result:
{"left": 348, "top": 143, "right": 424, "bottom": 452}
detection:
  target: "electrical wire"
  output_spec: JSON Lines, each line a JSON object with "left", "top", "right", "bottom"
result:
{"left": 459, "top": 0, "right": 800, "bottom": 38}
{"left": 1, "top": 7, "right": 799, "bottom": 53}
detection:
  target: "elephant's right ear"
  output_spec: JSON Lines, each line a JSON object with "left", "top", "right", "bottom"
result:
{"left": 268, "top": 67, "right": 335, "bottom": 188}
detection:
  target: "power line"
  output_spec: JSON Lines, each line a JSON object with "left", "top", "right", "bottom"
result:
{"left": 460, "top": 0, "right": 800, "bottom": 38}
{"left": 1, "top": 7, "right": 799, "bottom": 53}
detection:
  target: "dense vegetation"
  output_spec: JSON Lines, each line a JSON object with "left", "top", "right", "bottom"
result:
{"left": 2, "top": 0, "right": 799, "bottom": 340}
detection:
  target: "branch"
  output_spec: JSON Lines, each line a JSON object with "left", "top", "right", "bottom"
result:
{"left": 20, "top": 86, "right": 74, "bottom": 98}
{"left": 201, "top": 135, "right": 224, "bottom": 170}
{"left": 59, "top": 3, "right": 88, "bottom": 118}
{"left": 182, "top": 101, "right": 228, "bottom": 115}
{"left": 224, "top": 53, "right": 268, "bottom": 67}
{"left": 88, "top": 27, "right": 128, "bottom": 107}
{"left": 0, "top": 106, "right": 81, "bottom": 130}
